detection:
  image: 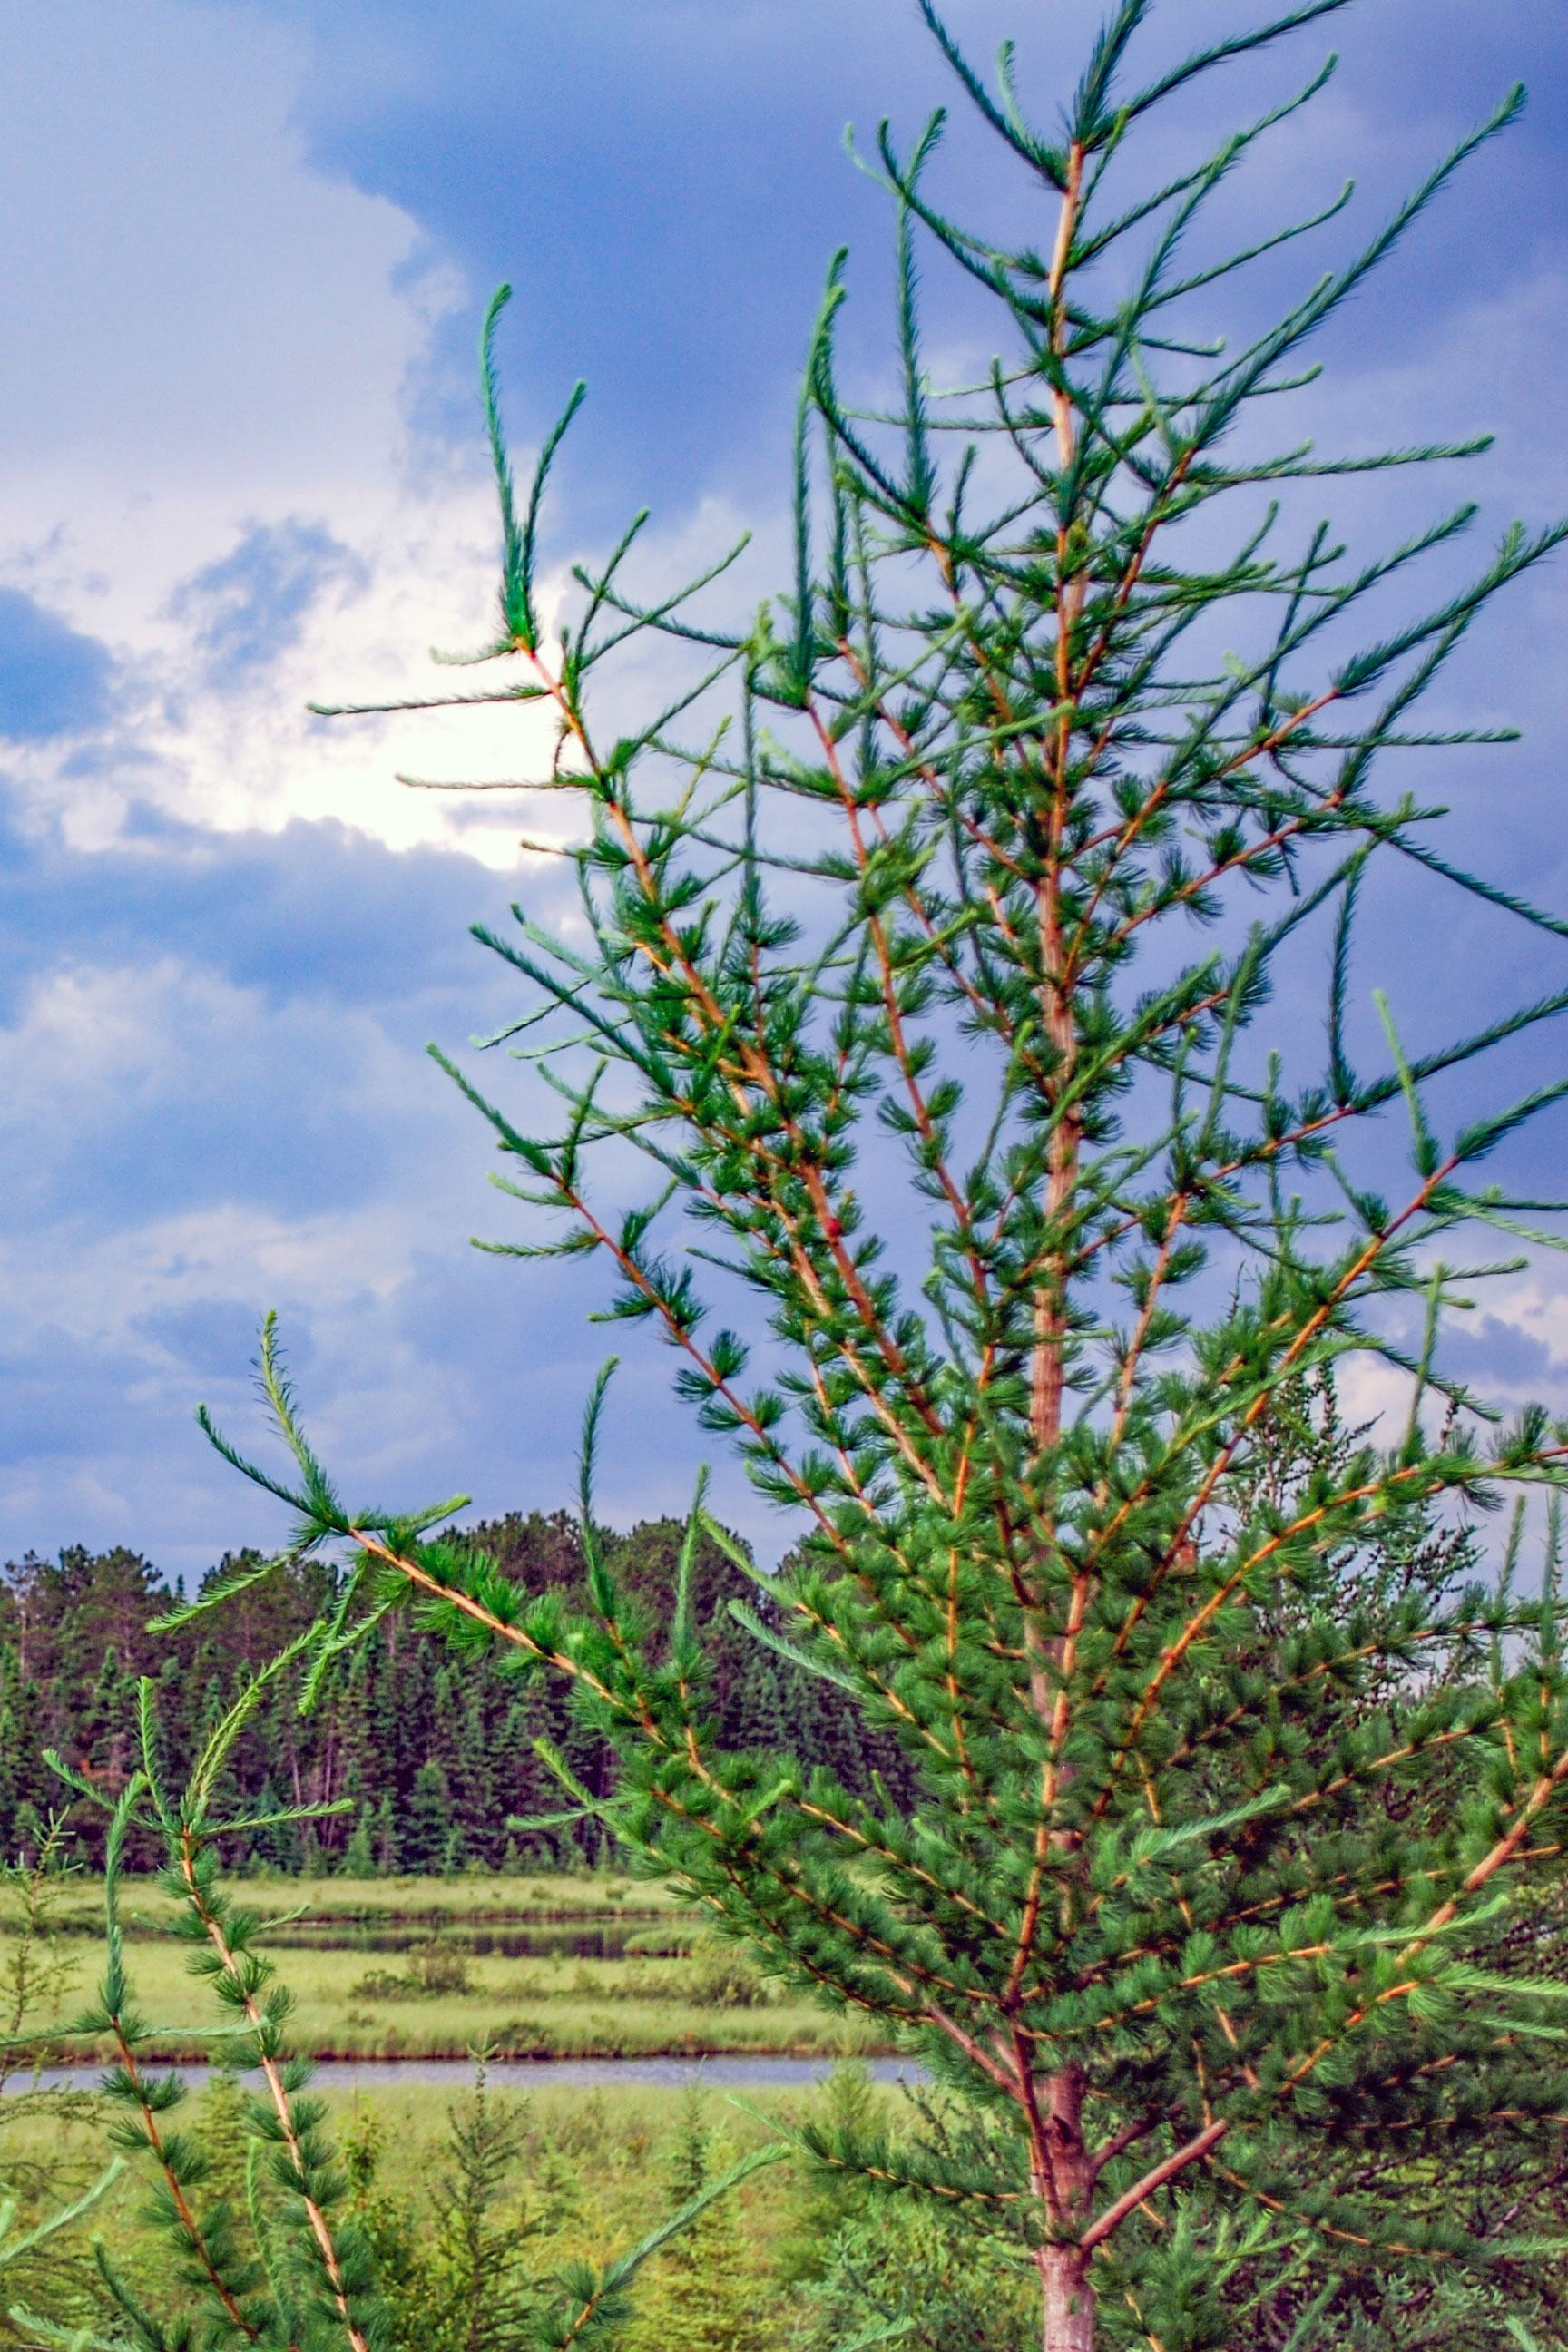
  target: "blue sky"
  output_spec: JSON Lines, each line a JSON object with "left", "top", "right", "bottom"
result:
{"left": 2, "top": 0, "right": 1566, "bottom": 1578}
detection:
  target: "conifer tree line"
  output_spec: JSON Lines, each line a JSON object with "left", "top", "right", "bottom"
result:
{"left": 0, "top": 1520, "right": 906, "bottom": 1875}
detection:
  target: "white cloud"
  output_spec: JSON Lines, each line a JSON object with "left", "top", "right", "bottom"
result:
{"left": 0, "top": 0, "right": 561, "bottom": 864}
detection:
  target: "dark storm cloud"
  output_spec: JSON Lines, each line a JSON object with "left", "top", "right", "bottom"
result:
{"left": 0, "top": 1325, "right": 156, "bottom": 1467}
{"left": 232, "top": 0, "right": 1568, "bottom": 523}
{"left": 0, "top": 785, "right": 744, "bottom": 1575}
{"left": 131, "top": 1297, "right": 306, "bottom": 1381}
{"left": 1442, "top": 1314, "right": 1566, "bottom": 1394}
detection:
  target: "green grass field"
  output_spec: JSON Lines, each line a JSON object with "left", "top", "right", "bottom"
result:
{"left": 9, "top": 1874, "right": 887, "bottom": 2062}
{"left": 0, "top": 2061, "right": 906, "bottom": 2341}
{"left": 17, "top": 1870, "right": 691, "bottom": 1934}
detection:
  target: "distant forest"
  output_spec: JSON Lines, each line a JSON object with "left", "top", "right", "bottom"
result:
{"left": 0, "top": 1518, "right": 909, "bottom": 1872}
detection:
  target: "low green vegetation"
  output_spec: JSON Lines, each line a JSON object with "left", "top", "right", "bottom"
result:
{"left": 1, "top": 2062, "right": 1020, "bottom": 2352}
{"left": 0, "top": 1874, "right": 884, "bottom": 2062}
{"left": 0, "top": 1841, "right": 958, "bottom": 2349}
{"left": 0, "top": 1872, "right": 688, "bottom": 1936}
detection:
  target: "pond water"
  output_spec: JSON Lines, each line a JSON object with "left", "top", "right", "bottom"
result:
{"left": 249, "top": 1927, "right": 691, "bottom": 1959}
{"left": 10, "top": 2054, "right": 922, "bottom": 2094}
{"left": 49, "top": 1923, "right": 693, "bottom": 1961}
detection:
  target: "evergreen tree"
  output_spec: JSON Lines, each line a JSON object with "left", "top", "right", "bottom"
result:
{"left": 406, "top": 2068, "right": 544, "bottom": 2352}
{"left": 0, "top": 1822, "right": 124, "bottom": 2337}
{"left": 199, "top": 3, "right": 1568, "bottom": 2346}
{"left": 154, "top": 1651, "right": 190, "bottom": 1791}
{"left": 0, "top": 1523, "right": 853, "bottom": 1877}
{"left": 0, "top": 1533, "right": 770, "bottom": 1881}
{"left": 730, "top": 1650, "right": 787, "bottom": 1759}
{"left": 8, "top": 1805, "right": 43, "bottom": 1872}
{"left": 804, "top": 2203, "right": 1036, "bottom": 2352}
{"left": 772, "top": 2061, "right": 877, "bottom": 2288}
{"left": 372, "top": 1791, "right": 401, "bottom": 1877}
{"left": 250, "top": 1776, "right": 296, "bottom": 1874}
{"left": 341, "top": 1805, "right": 377, "bottom": 1879}
{"left": 192, "top": 2066, "right": 253, "bottom": 2221}
{"left": 628, "top": 2089, "right": 776, "bottom": 2352}
{"left": 407, "top": 1760, "right": 456, "bottom": 1874}
{"left": 0, "top": 1651, "right": 24, "bottom": 1859}
{"left": 78, "top": 1642, "right": 132, "bottom": 1798}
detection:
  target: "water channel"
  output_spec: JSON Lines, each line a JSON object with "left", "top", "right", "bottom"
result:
{"left": 10, "top": 2054, "right": 923, "bottom": 2094}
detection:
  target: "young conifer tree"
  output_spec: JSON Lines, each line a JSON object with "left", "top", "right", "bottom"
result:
{"left": 39, "top": 1679, "right": 785, "bottom": 2352}
{"left": 182, "top": 4, "right": 1568, "bottom": 2347}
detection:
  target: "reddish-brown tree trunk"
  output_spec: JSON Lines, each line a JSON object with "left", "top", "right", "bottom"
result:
{"left": 1035, "top": 2063, "right": 1096, "bottom": 2352}
{"left": 1042, "top": 2245, "right": 1095, "bottom": 2352}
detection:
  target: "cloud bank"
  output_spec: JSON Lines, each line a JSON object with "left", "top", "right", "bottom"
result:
{"left": 0, "top": 0, "right": 1564, "bottom": 1578}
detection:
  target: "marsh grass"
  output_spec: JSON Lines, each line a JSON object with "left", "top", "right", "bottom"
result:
{"left": 0, "top": 2072, "right": 896, "bottom": 2339}
{"left": 0, "top": 1875, "right": 887, "bottom": 2060}
{"left": 16, "top": 1874, "right": 680, "bottom": 1936}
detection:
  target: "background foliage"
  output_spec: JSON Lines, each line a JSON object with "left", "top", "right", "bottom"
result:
{"left": 0, "top": 1524, "right": 906, "bottom": 1877}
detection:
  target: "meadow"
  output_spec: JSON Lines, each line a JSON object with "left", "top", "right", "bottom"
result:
{"left": 4, "top": 2058, "right": 981, "bottom": 2352}
{"left": 4, "top": 1873, "right": 889, "bottom": 2063}
{"left": 9, "top": 2067, "right": 811, "bottom": 2274}
{"left": 0, "top": 1867, "right": 995, "bottom": 2351}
